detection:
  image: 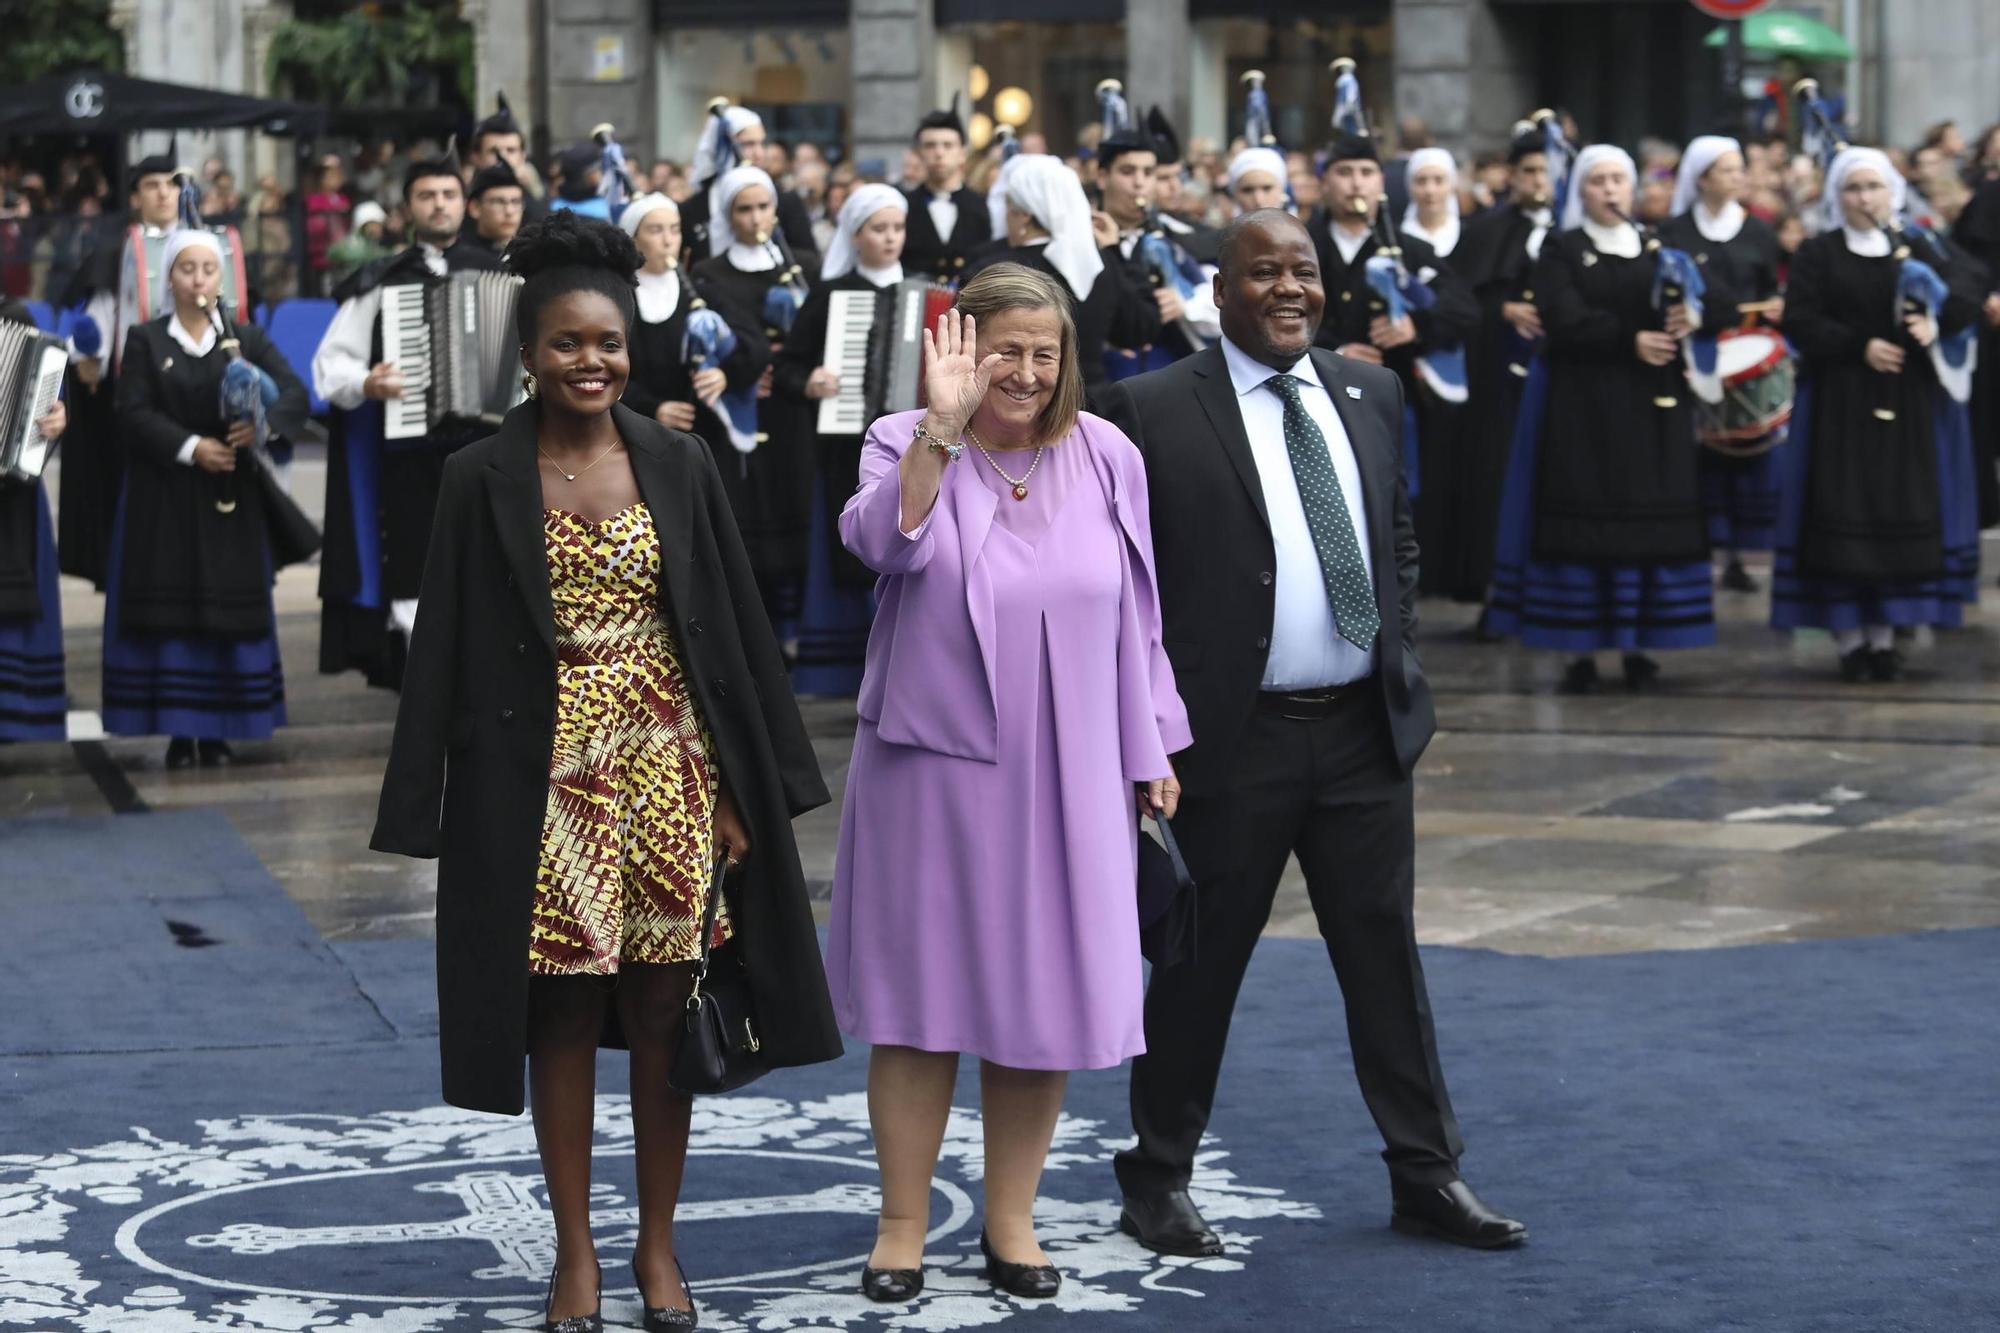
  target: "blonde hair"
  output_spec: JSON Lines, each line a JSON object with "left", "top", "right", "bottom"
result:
{"left": 952, "top": 262, "right": 1084, "bottom": 446}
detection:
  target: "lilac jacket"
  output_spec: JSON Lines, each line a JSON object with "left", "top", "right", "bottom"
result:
{"left": 841, "top": 409, "right": 1191, "bottom": 779}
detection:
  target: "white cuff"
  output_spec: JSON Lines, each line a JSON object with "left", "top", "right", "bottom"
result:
{"left": 176, "top": 435, "right": 202, "bottom": 466}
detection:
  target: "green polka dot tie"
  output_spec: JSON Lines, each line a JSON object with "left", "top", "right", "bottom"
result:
{"left": 1265, "top": 374, "right": 1379, "bottom": 652}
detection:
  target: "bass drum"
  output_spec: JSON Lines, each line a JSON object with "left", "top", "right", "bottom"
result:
{"left": 1695, "top": 328, "right": 1794, "bottom": 457}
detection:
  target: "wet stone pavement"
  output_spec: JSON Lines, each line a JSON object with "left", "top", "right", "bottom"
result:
{"left": 6, "top": 450, "right": 1997, "bottom": 959}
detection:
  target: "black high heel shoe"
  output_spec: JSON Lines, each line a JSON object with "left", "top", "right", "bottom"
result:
{"left": 642, "top": 1255, "right": 699, "bottom": 1330}
{"left": 979, "top": 1231, "right": 1061, "bottom": 1300}
{"left": 543, "top": 1270, "right": 603, "bottom": 1333}
{"left": 860, "top": 1256, "right": 925, "bottom": 1303}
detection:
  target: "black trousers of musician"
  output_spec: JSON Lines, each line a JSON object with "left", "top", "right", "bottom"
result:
{"left": 1117, "top": 687, "right": 1465, "bottom": 1198}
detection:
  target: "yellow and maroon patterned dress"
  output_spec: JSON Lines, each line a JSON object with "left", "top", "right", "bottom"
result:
{"left": 529, "top": 502, "right": 727, "bottom": 975}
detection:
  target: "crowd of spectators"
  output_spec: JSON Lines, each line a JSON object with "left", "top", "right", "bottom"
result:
{"left": 4, "top": 110, "right": 1998, "bottom": 311}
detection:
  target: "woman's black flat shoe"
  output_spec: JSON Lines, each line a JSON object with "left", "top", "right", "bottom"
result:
{"left": 980, "top": 1231, "right": 1061, "bottom": 1300}
{"left": 543, "top": 1270, "right": 603, "bottom": 1333}
{"left": 641, "top": 1256, "right": 699, "bottom": 1330}
{"left": 861, "top": 1264, "right": 925, "bottom": 1302}
{"left": 165, "top": 737, "right": 195, "bottom": 769}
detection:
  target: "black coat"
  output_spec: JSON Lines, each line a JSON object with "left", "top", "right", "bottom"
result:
{"left": 113, "top": 317, "right": 310, "bottom": 637}
{"left": 681, "top": 188, "right": 821, "bottom": 277}
{"left": 621, "top": 271, "right": 770, "bottom": 472}
{"left": 1658, "top": 210, "right": 1782, "bottom": 316}
{"left": 370, "top": 402, "right": 841, "bottom": 1115}
{"left": 1096, "top": 345, "right": 1436, "bottom": 793}
{"left": 901, "top": 185, "right": 992, "bottom": 285}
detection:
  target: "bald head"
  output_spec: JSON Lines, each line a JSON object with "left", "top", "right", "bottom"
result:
{"left": 1213, "top": 208, "right": 1324, "bottom": 370}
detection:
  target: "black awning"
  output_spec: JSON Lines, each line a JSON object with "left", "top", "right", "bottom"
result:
{"left": 0, "top": 71, "right": 326, "bottom": 138}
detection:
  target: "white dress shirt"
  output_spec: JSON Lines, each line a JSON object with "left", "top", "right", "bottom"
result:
{"left": 1523, "top": 206, "right": 1553, "bottom": 261}
{"left": 312, "top": 243, "right": 450, "bottom": 410}
{"left": 925, "top": 190, "right": 959, "bottom": 242}
{"left": 1219, "top": 334, "right": 1377, "bottom": 688}
{"left": 1330, "top": 222, "right": 1372, "bottom": 267}
{"left": 166, "top": 316, "right": 219, "bottom": 466}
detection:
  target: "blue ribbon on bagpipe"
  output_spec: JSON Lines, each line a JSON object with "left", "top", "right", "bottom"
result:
{"left": 762, "top": 281, "right": 806, "bottom": 339}
{"left": 683, "top": 306, "right": 761, "bottom": 455}
{"left": 220, "top": 353, "right": 281, "bottom": 449}
{"left": 1138, "top": 230, "right": 1204, "bottom": 302}
{"left": 1650, "top": 244, "right": 1722, "bottom": 402}
{"left": 1364, "top": 254, "right": 1467, "bottom": 404}
{"left": 1898, "top": 251, "right": 1977, "bottom": 404}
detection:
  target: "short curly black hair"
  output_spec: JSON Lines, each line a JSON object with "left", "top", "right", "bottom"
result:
{"left": 504, "top": 208, "right": 640, "bottom": 344}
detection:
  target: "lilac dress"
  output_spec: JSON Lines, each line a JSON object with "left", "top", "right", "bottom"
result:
{"left": 826, "top": 409, "right": 1190, "bottom": 1070}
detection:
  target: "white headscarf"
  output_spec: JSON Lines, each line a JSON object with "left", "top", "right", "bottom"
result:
{"left": 1560, "top": 144, "right": 1637, "bottom": 232}
{"left": 987, "top": 153, "right": 1029, "bottom": 239}
{"left": 709, "top": 165, "right": 779, "bottom": 257}
{"left": 1821, "top": 145, "right": 1904, "bottom": 234}
{"left": 618, "top": 191, "right": 678, "bottom": 237}
{"left": 1670, "top": 136, "right": 1740, "bottom": 218}
{"left": 1000, "top": 155, "right": 1104, "bottom": 298}
{"left": 1227, "top": 147, "right": 1288, "bottom": 196}
{"left": 1401, "top": 147, "right": 1460, "bottom": 255}
{"left": 692, "top": 105, "right": 763, "bottom": 187}
{"left": 820, "top": 183, "right": 907, "bottom": 282}
{"left": 162, "top": 228, "right": 222, "bottom": 276}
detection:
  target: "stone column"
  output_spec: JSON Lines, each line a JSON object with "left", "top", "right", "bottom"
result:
{"left": 1393, "top": 0, "right": 1535, "bottom": 154}
{"left": 467, "top": 0, "right": 541, "bottom": 154}
{"left": 851, "top": 0, "right": 935, "bottom": 178}
{"left": 542, "top": 0, "right": 657, "bottom": 167}
{"left": 1126, "top": 1, "right": 1193, "bottom": 139}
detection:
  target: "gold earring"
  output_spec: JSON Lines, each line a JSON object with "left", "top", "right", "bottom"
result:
{"left": 522, "top": 371, "right": 538, "bottom": 398}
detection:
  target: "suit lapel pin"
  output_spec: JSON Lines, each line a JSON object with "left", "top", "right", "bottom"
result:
{"left": 1345, "top": 385, "right": 1362, "bottom": 400}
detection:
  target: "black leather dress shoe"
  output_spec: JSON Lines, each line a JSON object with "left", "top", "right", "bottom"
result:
{"left": 1868, "top": 646, "right": 1902, "bottom": 683}
{"left": 641, "top": 1256, "right": 698, "bottom": 1329}
{"left": 165, "top": 737, "right": 195, "bottom": 770}
{"left": 980, "top": 1231, "right": 1061, "bottom": 1299}
{"left": 1118, "top": 1188, "right": 1223, "bottom": 1257}
{"left": 1390, "top": 1180, "right": 1528, "bottom": 1249}
{"left": 1621, "top": 653, "right": 1662, "bottom": 691}
{"left": 1557, "top": 657, "right": 1600, "bottom": 695}
{"left": 860, "top": 1264, "right": 924, "bottom": 1302}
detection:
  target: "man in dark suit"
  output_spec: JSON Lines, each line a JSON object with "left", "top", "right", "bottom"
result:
{"left": 1097, "top": 209, "right": 1526, "bottom": 1254}
{"left": 901, "top": 101, "right": 992, "bottom": 287}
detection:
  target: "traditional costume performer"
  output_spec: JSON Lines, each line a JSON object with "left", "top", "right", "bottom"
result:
{"left": 1486, "top": 144, "right": 1717, "bottom": 691}
{"left": 0, "top": 299, "right": 67, "bottom": 742}
{"left": 902, "top": 98, "right": 991, "bottom": 287}
{"left": 1096, "top": 94, "right": 1219, "bottom": 382}
{"left": 312, "top": 147, "right": 505, "bottom": 686}
{"left": 1773, "top": 146, "right": 1982, "bottom": 680}
{"left": 681, "top": 100, "right": 819, "bottom": 272}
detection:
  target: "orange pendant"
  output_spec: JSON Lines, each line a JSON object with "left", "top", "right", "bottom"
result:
{"left": 1012, "top": 484, "right": 1029, "bottom": 501}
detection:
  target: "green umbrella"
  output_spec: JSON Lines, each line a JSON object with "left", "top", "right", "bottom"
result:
{"left": 1703, "top": 10, "right": 1855, "bottom": 61}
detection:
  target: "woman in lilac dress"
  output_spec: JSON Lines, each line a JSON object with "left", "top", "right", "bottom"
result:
{"left": 828, "top": 264, "right": 1189, "bottom": 1304}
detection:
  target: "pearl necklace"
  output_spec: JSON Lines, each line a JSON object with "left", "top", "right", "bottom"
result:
{"left": 968, "top": 428, "right": 1043, "bottom": 501}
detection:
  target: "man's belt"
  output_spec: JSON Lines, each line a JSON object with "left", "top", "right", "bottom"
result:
{"left": 1256, "top": 680, "right": 1372, "bottom": 720}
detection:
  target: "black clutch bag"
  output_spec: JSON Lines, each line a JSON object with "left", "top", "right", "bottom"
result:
{"left": 1137, "top": 814, "right": 1199, "bottom": 968}
{"left": 668, "top": 856, "right": 773, "bottom": 1095}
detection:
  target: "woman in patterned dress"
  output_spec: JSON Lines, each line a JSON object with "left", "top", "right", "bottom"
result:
{"left": 372, "top": 211, "right": 839, "bottom": 1332}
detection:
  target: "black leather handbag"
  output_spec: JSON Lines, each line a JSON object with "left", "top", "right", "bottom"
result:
{"left": 668, "top": 856, "right": 772, "bottom": 1095}
{"left": 1137, "top": 814, "right": 1199, "bottom": 968}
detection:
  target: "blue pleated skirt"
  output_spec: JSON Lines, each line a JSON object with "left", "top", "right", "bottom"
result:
{"left": 0, "top": 483, "right": 68, "bottom": 742}
{"left": 1769, "top": 378, "right": 1980, "bottom": 631}
{"left": 1486, "top": 361, "right": 1718, "bottom": 654}
{"left": 790, "top": 472, "right": 872, "bottom": 698}
{"left": 100, "top": 487, "right": 287, "bottom": 740}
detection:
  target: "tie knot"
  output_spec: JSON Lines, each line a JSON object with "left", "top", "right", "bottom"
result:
{"left": 1264, "top": 373, "right": 1303, "bottom": 404}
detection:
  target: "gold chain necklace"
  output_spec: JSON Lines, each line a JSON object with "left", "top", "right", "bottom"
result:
{"left": 967, "top": 427, "right": 1043, "bottom": 501}
{"left": 537, "top": 439, "right": 622, "bottom": 483}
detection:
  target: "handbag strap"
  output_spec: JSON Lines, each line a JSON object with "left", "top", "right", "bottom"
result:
{"left": 1154, "top": 814, "right": 1195, "bottom": 889}
{"left": 689, "top": 854, "right": 729, "bottom": 1001}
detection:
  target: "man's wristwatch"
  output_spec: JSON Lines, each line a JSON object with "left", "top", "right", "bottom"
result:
{"left": 913, "top": 419, "right": 964, "bottom": 462}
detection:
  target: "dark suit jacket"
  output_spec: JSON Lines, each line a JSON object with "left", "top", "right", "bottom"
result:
{"left": 901, "top": 184, "right": 992, "bottom": 285}
{"left": 1095, "top": 344, "right": 1436, "bottom": 792}
{"left": 370, "top": 402, "right": 840, "bottom": 1114}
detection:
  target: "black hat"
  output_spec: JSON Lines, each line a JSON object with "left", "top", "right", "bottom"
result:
{"left": 403, "top": 136, "right": 462, "bottom": 198}
{"left": 1508, "top": 122, "right": 1547, "bottom": 164}
{"left": 469, "top": 158, "right": 521, "bottom": 199}
{"left": 1146, "top": 106, "right": 1183, "bottom": 166}
{"left": 1097, "top": 126, "right": 1157, "bottom": 169}
{"left": 475, "top": 91, "right": 522, "bottom": 142}
{"left": 1324, "top": 129, "right": 1379, "bottom": 166}
{"left": 128, "top": 153, "right": 177, "bottom": 189}
{"left": 915, "top": 93, "right": 966, "bottom": 143}
{"left": 554, "top": 142, "right": 601, "bottom": 202}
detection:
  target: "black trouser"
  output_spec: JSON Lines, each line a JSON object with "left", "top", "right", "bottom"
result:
{"left": 1117, "top": 689, "right": 1464, "bottom": 1196}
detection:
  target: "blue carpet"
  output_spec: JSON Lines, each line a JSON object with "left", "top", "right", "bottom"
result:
{"left": 0, "top": 814, "right": 1993, "bottom": 1332}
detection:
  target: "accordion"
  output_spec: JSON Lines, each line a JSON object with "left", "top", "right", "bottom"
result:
{"left": 0, "top": 318, "right": 67, "bottom": 483}
{"left": 380, "top": 271, "right": 525, "bottom": 441}
{"left": 816, "top": 278, "right": 956, "bottom": 435}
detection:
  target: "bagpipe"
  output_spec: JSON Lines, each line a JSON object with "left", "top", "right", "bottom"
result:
{"left": 1498, "top": 110, "right": 1571, "bottom": 380}
{"left": 1607, "top": 202, "right": 1716, "bottom": 410}
{"left": 1241, "top": 70, "right": 1276, "bottom": 149}
{"left": 201, "top": 293, "right": 321, "bottom": 563}
{"left": 592, "top": 122, "right": 638, "bottom": 218}
{"left": 682, "top": 289, "right": 762, "bottom": 457}
{"left": 1334, "top": 57, "right": 1466, "bottom": 404}
{"left": 760, "top": 224, "right": 810, "bottom": 339}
